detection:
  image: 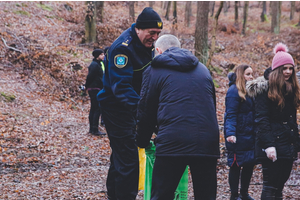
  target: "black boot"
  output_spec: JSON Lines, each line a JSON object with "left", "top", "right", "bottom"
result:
{"left": 240, "top": 189, "right": 254, "bottom": 200}
{"left": 261, "top": 186, "right": 276, "bottom": 200}
{"left": 230, "top": 193, "right": 241, "bottom": 200}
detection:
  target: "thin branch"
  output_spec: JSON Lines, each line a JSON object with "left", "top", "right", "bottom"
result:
{"left": 1, "top": 37, "right": 22, "bottom": 53}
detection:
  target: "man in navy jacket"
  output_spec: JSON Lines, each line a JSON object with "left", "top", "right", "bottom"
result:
{"left": 136, "top": 35, "right": 220, "bottom": 200}
{"left": 97, "top": 7, "right": 163, "bottom": 200}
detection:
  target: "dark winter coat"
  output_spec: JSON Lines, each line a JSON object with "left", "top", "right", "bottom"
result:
{"left": 224, "top": 72, "right": 256, "bottom": 167}
{"left": 136, "top": 47, "right": 220, "bottom": 158}
{"left": 97, "top": 23, "right": 154, "bottom": 128}
{"left": 85, "top": 59, "right": 104, "bottom": 89}
{"left": 246, "top": 69, "right": 300, "bottom": 161}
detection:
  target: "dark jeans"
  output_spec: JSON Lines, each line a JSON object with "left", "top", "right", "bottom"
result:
{"left": 88, "top": 90, "right": 101, "bottom": 133}
{"left": 103, "top": 110, "right": 139, "bottom": 200}
{"left": 151, "top": 156, "right": 217, "bottom": 200}
{"left": 261, "top": 159, "right": 293, "bottom": 200}
{"left": 229, "top": 163, "right": 254, "bottom": 196}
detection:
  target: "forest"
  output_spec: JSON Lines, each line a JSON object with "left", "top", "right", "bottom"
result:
{"left": 0, "top": 1, "right": 300, "bottom": 199}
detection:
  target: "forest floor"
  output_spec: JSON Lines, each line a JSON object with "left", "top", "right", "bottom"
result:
{"left": 1, "top": 1, "right": 300, "bottom": 199}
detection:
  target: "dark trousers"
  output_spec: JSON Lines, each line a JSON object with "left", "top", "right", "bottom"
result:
{"left": 229, "top": 163, "right": 254, "bottom": 196}
{"left": 88, "top": 90, "right": 101, "bottom": 133}
{"left": 103, "top": 110, "right": 139, "bottom": 200}
{"left": 261, "top": 159, "right": 293, "bottom": 200}
{"left": 151, "top": 156, "right": 217, "bottom": 200}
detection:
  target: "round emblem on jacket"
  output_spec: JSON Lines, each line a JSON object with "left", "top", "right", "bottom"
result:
{"left": 114, "top": 54, "right": 128, "bottom": 68}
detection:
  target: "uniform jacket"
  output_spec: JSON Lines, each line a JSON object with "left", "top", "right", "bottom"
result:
{"left": 136, "top": 47, "right": 220, "bottom": 158}
{"left": 85, "top": 59, "right": 104, "bottom": 89}
{"left": 97, "top": 23, "right": 154, "bottom": 128}
{"left": 246, "top": 69, "right": 300, "bottom": 160}
{"left": 224, "top": 72, "right": 255, "bottom": 167}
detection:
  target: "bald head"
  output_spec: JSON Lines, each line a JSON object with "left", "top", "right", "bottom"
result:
{"left": 155, "top": 34, "right": 181, "bottom": 55}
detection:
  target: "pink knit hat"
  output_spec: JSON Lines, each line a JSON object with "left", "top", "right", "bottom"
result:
{"left": 272, "top": 43, "right": 294, "bottom": 70}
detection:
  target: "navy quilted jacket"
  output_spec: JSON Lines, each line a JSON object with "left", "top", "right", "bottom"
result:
{"left": 136, "top": 47, "right": 220, "bottom": 157}
{"left": 224, "top": 72, "right": 256, "bottom": 166}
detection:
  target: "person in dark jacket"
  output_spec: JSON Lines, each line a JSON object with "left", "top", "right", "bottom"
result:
{"left": 85, "top": 49, "right": 105, "bottom": 136}
{"left": 136, "top": 34, "right": 220, "bottom": 200}
{"left": 224, "top": 65, "right": 255, "bottom": 200}
{"left": 97, "top": 7, "right": 163, "bottom": 200}
{"left": 246, "top": 43, "right": 300, "bottom": 200}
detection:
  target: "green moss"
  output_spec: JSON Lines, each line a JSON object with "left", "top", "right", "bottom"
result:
{"left": 14, "top": 10, "right": 30, "bottom": 16}
{"left": 1, "top": 92, "right": 16, "bottom": 102}
{"left": 213, "top": 79, "right": 220, "bottom": 88}
{"left": 36, "top": 3, "right": 53, "bottom": 11}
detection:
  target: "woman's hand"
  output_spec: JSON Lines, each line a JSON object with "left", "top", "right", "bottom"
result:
{"left": 226, "top": 136, "right": 236, "bottom": 143}
{"left": 265, "top": 147, "right": 277, "bottom": 162}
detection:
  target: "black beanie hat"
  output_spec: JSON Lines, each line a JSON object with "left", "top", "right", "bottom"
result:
{"left": 92, "top": 49, "right": 104, "bottom": 58}
{"left": 136, "top": 7, "right": 163, "bottom": 29}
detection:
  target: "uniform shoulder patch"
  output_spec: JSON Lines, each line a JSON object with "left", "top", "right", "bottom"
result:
{"left": 121, "top": 36, "right": 132, "bottom": 46}
{"left": 114, "top": 54, "right": 128, "bottom": 68}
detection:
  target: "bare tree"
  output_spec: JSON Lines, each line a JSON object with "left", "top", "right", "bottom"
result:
{"left": 165, "top": 1, "right": 171, "bottom": 20}
{"left": 210, "top": 1, "right": 215, "bottom": 17}
{"left": 206, "top": 1, "right": 224, "bottom": 69}
{"left": 234, "top": 1, "right": 239, "bottom": 26}
{"left": 149, "top": 1, "right": 155, "bottom": 8}
{"left": 271, "top": 1, "right": 281, "bottom": 34}
{"left": 85, "top": 1, "right": 97, "bottom": 43}
{"left": 194, "top": 1, "right": 210, "bottom": 64}
{"left": 185, "top": 1, "right": 192, "bottom": 27}
{"left": 242, "top": 1, "right": 249, "bottom": 35}
{"left": 290, "top": 1, "right": 295, "bottom": 20}
{"left": 172, "top": 1, "right": 177, "bottom": 29}
{"left": 95, "top": 1, "right": 104, "bottom": 23}
{"left": 224, "top": 1, "right": 229, "bottom": 16}
{"left": 129, "top": 1, "right": 135, "bottom": 22}
{"left": 261, "top": 1, "right": 267, "bottom": 22}
{"left": 297, "top": 10, "right": 300, "bottom": 26}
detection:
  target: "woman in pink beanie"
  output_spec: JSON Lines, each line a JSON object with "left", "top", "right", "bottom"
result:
{"left": 246, "top": 43, "right": 300, "bottom": 199}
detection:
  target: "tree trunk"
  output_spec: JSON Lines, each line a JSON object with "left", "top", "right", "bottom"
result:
{"left": 242, "top": 1, "right": 249, "bottom": 35}
{"left": 163, "top": 1, "right": 168, "bottom": 9}
{"left": 129, "top": 1, "right": 135, "bottom": 22}
{"left": 172, "top": 1, "right": 177, "bottom": 29}
{"left": 194, "top": 1, "right": 210, "bottom": 65}
{"left": 261, "top": 1, "right": 267, "bottom": 22}
{"left": 185, "top": 1, "right": 192, "bottom": 27}
{"left": 85, "top": 1, "right": 97, "bottom": 43}
{"left": 149, "top": 1, "right": 155, "bottom": 8}
{"left": 224, "top": 1, "right": 228, "bottom": 16}
{"left": 210, "top": 1, "right": 215, "bottom": 17}
{"left": 206, "top": 1, "right": 224, "bottom": 69}
{"left": 269, "top": 1, "right": 272, "bottom": 15}
{"left": 290, "top": 1, "right": 295, "bottom": 20}
{"left": 297, "top": 10, "right": 300, "bottom": 26}
{"left": 271, "top": 1, "right": 281, "bottom": 34}
{"left": 165, "top": 1, "right": 171, "bottom": 20}
{"left": 234, "top": 1, "right": 238, "bottom": 26}
{"left": 95, "top": 1, "right": 104, "bottom": 23}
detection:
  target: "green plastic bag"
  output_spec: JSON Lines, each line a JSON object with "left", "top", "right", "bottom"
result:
{"left": 144, "top": 141, "right": 188, "bottom": 200}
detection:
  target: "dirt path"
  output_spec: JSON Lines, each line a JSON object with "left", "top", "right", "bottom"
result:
{"left": 1, "top": 67, "right": 299, "bottom": 199}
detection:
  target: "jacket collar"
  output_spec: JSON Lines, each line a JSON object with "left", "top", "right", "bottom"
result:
{"left": 246, "top": 76, "right": 269, "bottom": 98}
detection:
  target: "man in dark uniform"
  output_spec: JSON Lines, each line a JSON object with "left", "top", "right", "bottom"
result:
{"left": 97, "top": 7, "right": 163, "bottom": 200}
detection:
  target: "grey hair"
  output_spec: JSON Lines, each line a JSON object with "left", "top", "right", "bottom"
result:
{"left": 155, "top": 34, "right": 181, "bottom": 53}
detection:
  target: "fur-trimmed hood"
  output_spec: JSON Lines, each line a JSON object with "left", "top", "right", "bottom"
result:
{"left": 246, "top": 76, "right": 269, "bottom": 98}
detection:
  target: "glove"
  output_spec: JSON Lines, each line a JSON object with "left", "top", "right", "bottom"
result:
{"left": 226, "top": 136, "right": 236, "bottom": 143}
{"left": 265, "top": 147, "right": 277, "bottom": 162}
